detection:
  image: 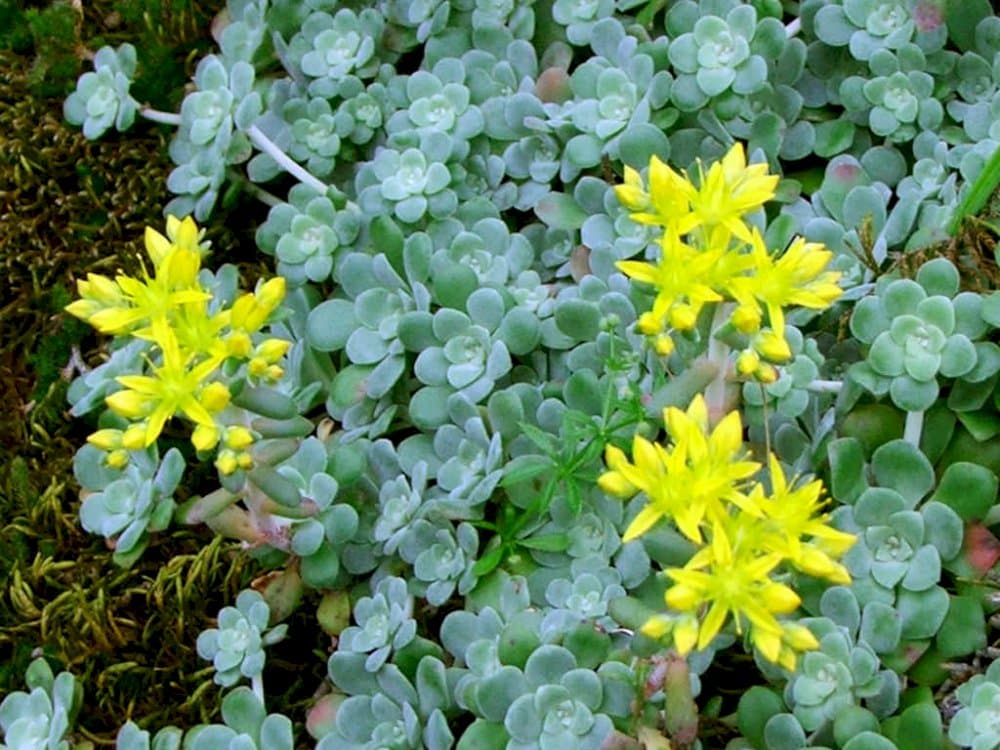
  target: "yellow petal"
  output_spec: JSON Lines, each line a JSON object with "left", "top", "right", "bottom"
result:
{"left": 106, "top": 390, "right": 153, "bottom": 419}
{"left": 673, "top": 615, "right": 699, "bottom": 655}
{"left": 87, "top": 429, "right": 123, "bottom": 451}
{"left": 144, "top": 226, "right": 173, "bottom": 267}
{"left": 623, "top": 504, "right": 665, "bottom": 542}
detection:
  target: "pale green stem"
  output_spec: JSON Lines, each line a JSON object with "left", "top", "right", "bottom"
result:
{"left": 703, "top": 304, "right": 732, "bottom": 423}
{"left": 806, "top": 379, "right": 843, "bottom": 393}
{"left": 247, "top": 124, "right": 328, "bottom": 194}
{"left": 251, "top": 673, "right": 265, "bottom": 705}
{"left": 904, "top": 409, "right": 924, "bottom": 447}
{"left": 138, "top": 105, "right": 182, "bottom": 126}
{"left": 785, "top": 17, "right": 801, "bottom": 37}
{"left": 227, "top": 168, "right": 283, "bottom": 207}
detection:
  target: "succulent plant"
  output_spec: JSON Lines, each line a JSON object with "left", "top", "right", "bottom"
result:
{"left": 785, "top": 617, "right": 898, "bottom": 731}
{"left": 78, "top": 447, "right": 184, "bottom": 566}
{"left": 256, "top": 185, "right": 362, "bottom": 286}
{"left": 183, "top": 688, "right": 293, "bottom": 750}
{"left": 196, "top": 589, "right": 288, "bottom": 688}
{"left": 337, "top": 576, "right": 418, "bottom": 672}
{"left": 357, "top": 146, "right": 457, "bottom": 224}
{"left": 552, "top": 0, "right": 614, "bottom": 46}
{"left": 849, "top": 259, "right": 992, "bottom": 413}
{"left": 667, "top": 2, "right": 779, "bottom": 110}
{"left": 63, "top": 43, "right": 138, "bottom": 139}
{"left": 114, "top": 722, "right": 183, "bottom": 750}
{"left": 812, "top": 0, "right": 946, "bottom": 62}
{"left": 0, "top": 659, "right": 83, "bottom": 750}
{"left": 949, "top": 659, "right": 1000, "bottom": 750}
{"left": 285, "top": 9, "right": 383, "bottom": 97}
{"left": 320, "top": 655, "right": 454, "bottom": 750}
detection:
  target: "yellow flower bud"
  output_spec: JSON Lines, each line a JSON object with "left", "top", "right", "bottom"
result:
{"left": 200, "top": 382, "right": 231, "bottom": 412}
{"left": 248, "top": 358, "right": 269, "bottom": 378}
{"left": 122, "top": 423, "right": 149, "bottom": 450}
{"left": 655, "top": 334, "right": 675, "bottom": 356}
{"left": 255, "top": 338, "right": 291, "bottom": 363}
{"left": 106, "top": 390, "right": 152, "bottom": 419}
{"left": 759, "top": 583, "right": 801, "bottom": 615}
{"left": 669, "top": 304, "right": 697, "bottom": 331}
{"left": 755, "top": 363, "right": 779, "bottom": 384}
{"left": 640, "top": 615, "right": 672, "bottom": 639}
{"left": 754, "top": 330, "right": 792, "bottom": 362}
{"left": 215, "top": 450, "right": 238, "bottom": 476}
{"left": 637, "top": 311, "right": 661, "bottom": 335}
{"left": 87, "top": 429, "right": 123, "bottom": 451}
{"left": 735, "top": 350, "right": 760, "bottom": 376}
{"left": 106, "top": 449, "right": 129, "bottom": 469}
{"left": 731, "top": 304, "right": 761, "bottom": 333}
{"left": 226, "top": 331, "right": 253, "bottom": 359}
{"left": 191, "top": 423, "right": 220, "bottom": 452}
{"left": 752, "top": 628, "right": 782, "bottom": 664}
{"left": 266, "top": 365, "right": 284, "bottom": 381}
{"left": 237, "top": 451, "right": 254, "bottom": 469}
{"left": 224, "top": 426, "right": 255, "bottom": 450}
{"left": 782, "top": 623, "right": 820, "bottom": 652}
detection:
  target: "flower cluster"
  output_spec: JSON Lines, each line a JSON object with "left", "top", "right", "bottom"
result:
{"left": 66, "top": 217, "right": 289, "bottom": 473}
{"left": 599, "top": 394, "right": 855, "bottom": 669}
{"left": 615, "top": 143, "right": 843, "bottom": 380}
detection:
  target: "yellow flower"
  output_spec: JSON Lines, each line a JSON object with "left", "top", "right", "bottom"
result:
{"left": 750, "top": 455, "right": 856, "bottom": 583}
{"left": 614, "top": 156, "right": 694, "bottom": 230}
{"left": 145, "top": 215, "right": 210, "bottom": 267}
{"left": 727, "top": 230, "right": 842, "bottom": 342}
{"left": 616, "top": 231, "right": 725, "bottom": 338}
{"left": 663, "top": 520, "right": 802, "bottom": 659}
{"left": 598, "top": 395, "right": 760, "bottom": 544}
{"left": 230, "top": 277, "right": 287, "bottom": 334}
{"left": 685, "top": 143, "right": 779, "bottom": 244}
{"left": 108, "top": 320, "right": 223, "bottom": 446}
{"left": 82, "top": 247, "right": 210, "bottom": 335}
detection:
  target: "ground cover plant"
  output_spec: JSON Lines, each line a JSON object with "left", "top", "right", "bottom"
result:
{"left": 8, "top": 0, "right": 1000, "bottom": 748}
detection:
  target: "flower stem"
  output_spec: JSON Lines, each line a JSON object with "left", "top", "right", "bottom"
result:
{"left": 785, "top": 17, "right": 801, "bottom": 37}
{"left": 806, "top": 379, "right": 843, "bottom": 393}
{"left": 226, "top": 169, "right": 283, "bottom": 208}
{"left": 904, "top": 409, "right": 924, "bottom": 447}
{"left": 251, "top": 673, "right": 265, "bottom": 706}
{"left": 247, "top": 124, "right": 328, "bottom": 194}
{"left": 704, "top": 304, "right": 732, "bottom": 424}
{"left": 138, "top": 105, "right": 182, "bottom": 126}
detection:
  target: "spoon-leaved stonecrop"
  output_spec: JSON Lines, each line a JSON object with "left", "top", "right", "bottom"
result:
{"left": 615, "top": 143, "right": 842, "bottom": 377}
{"left": 599, "top": 395, "right": 854, "bottom": 670}
{"left": 67, "top": 217, "right": 290, "bottom": 473}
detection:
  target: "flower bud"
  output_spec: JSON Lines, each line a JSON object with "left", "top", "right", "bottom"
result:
{"left": 669, "top": 304, "right": 697, "bottom": 331}
{"left": 226, "top": 331, "right": 253, "bottom": 359}
{"left": 754, "top": 330, "right": 792, "bottom": 362}
{"left": 106, "top": 449, "right": 129, "bottom": 469}
{"left": 637, "top": 311, "right": 661, "bottom": 335}
{"left": 215, "top": 450, "right": 238, "bottom": 476}
{"left": 121, "top": 423, "right": 148, "bottom": 450}
{"left": 735, "top": 350, "right": 760, "bottom": 376}
{"left": 191, "top": 423, "right": 220, "bottom": 452}
{"left": 200, "top": 382, "right": 231, "bottom": 412}
{"left": 655, "top": 334, "right": 675, "bottom": 356}
{"left": 224, "top": 426, "right": 255, "bottom": 450}
{"left": 255, "top": 338, "right": 291, "bottom": 363}
{"left": 87, "top": 429, "right": 122, "bottom": 451}
{"left": 755, "top": 363, "right": 779, "bottom": 384}
{"left": 731, "top": 304, "right": 761, "bottom": 333}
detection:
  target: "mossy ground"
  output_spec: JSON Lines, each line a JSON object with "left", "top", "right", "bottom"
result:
{"left": 0, "top": 2, "right": 325, "bottom": 742}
